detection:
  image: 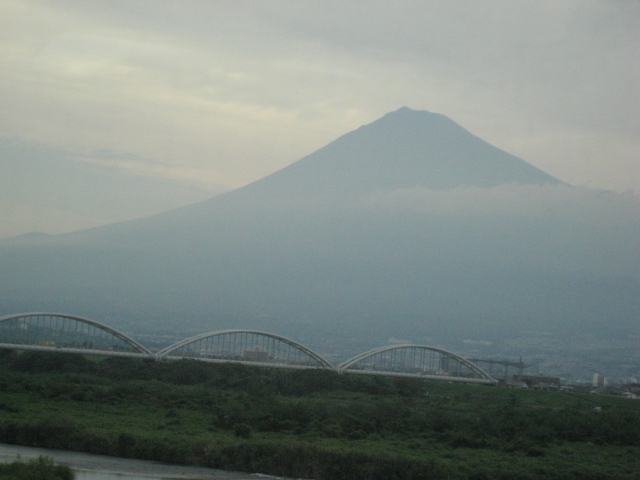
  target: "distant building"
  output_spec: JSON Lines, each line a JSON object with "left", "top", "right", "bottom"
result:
{"left": 513, "top": 374, "right": 561, "bottom": 388}
{"left": 592, "top": 372, "right": 607, "bottom": 388}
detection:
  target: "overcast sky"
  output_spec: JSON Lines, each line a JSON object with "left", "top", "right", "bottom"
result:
{"left": 1, "top": 0, "right": 638, "bottom": 238}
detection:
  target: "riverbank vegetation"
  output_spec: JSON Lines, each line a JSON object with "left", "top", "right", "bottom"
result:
{"left": 0, "top": 455, "right": 74, "bottom": 480}
{"left": 0, "top": 349, "right": 638, "bottom": 479}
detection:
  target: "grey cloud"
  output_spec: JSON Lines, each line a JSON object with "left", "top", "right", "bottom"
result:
{"left": 0, "top": 139, "right": 225, "bottom": 238}
{"left": 361, "top": 184, "right": 640, "bottom": 225}
{"left": 1, "top": 1, "right": 639, "bottom": 237}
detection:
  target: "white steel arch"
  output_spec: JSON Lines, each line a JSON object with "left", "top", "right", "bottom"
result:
{"left": 339, "top": 344, "right": 497, "bottom": 385}
{"left": 157, "top": 329, "right": 336, "bottom": 370}
{"left": 0, "top": 312, "right": 151, "bottom": 356}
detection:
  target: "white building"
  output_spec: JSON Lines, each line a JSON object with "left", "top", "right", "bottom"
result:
{"left": 592, "top": 372, "right": 607, "bottom": 388}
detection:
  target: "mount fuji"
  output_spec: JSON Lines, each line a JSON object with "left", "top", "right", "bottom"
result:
{"left": 1, "top": 108, "right": 638, "bottom": 348}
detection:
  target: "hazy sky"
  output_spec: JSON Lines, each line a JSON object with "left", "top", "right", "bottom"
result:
{"left": 1, "top": 1, "right": 638, "bottom": 238}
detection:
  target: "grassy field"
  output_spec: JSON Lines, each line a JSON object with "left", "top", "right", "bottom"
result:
{"left": 0, "top": 349, "right": 638, "bottom": 479}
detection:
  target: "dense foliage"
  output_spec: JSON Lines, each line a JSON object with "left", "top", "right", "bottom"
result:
{"left": 0, "top": 349, "right": 638, "bottom": 479}
{"left": 0, "top": 456, "right": 74, "bottom": 480}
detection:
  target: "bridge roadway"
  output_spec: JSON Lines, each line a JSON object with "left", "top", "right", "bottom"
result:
{"left": 0, "top": 312, "right": 497, "bottom": 385}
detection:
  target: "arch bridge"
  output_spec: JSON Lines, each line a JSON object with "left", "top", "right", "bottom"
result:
{"left": 0, "top": 312, "right": 496, "bottom": 384}
{"left": 0, "top": 313, "right": 151, "bottom": 358}
{"left": 339, "top": 344, "right": 497, "bottom": 385}
{"left": 156, "top": 329, "right": 336, "bottom": 370}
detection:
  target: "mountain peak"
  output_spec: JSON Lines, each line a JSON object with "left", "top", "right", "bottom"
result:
{"left": 369, "top": 106, "right": 448, "bottom": 127}
{"left": 386, "top": 105, "right": 426, "bottom": 116}
{"left": 385, "top": 105, "right": 436, "bottom": 117}
{"left": 232, "top": 108, "right": 561, "bottom": 200}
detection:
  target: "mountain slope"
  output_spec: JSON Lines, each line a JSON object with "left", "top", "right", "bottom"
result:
{"left": 166, "top": 107, "right": 560, "bottom": 219}
{"left": 239, "top": 107, "right": 560, "bottom": 197}
{"left": 0, "top": 108, "right": 637, "bottom": 348}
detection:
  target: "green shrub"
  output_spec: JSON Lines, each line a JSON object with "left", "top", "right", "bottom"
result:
{"left": 0, "top": 456, "right": 74, "bottom": 480}
{"left": 233, "top": 423, "right": 253, "bottom": 439}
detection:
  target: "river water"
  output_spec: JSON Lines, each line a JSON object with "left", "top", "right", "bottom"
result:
{"left": 0, "top": 443, "right": 289, "bottom": 480}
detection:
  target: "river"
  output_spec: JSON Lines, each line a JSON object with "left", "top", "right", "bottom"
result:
{"left": 0, "top": 443, "right": 291, "bottom": 480}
